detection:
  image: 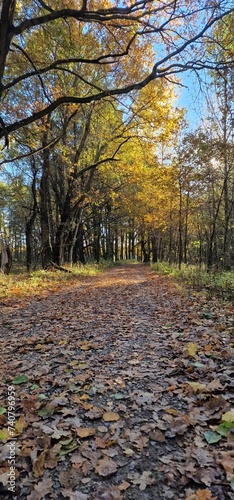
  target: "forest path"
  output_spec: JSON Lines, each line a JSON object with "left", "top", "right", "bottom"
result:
{"left": 0, "top": 264, "right": 233, "bottom": 500}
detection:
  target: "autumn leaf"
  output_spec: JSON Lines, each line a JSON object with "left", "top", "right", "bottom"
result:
{"left": 187, "top": 342, "right": 198, "bottom": 357}
{"left": 186, "top": 382, "right": 207, "bottom": 393}
{"left": 102, "top": 411, "right": 120, "bottom": 422}
{"left": 149, "top": 429, "right": 165, "bottom": 442}
{"left": 60, "top": 439, "right": 79, "bottom": 456}
{"left": 85, "top": 407, "right": 104, "bottom": 419}
{"left": 185, "top": 489, "right": 217, "bottom": 500}
{"left": 70, "top": 360, "right": 79, "bottom": 366}
{"left": 76, "top": 427, "right": 96, "bottom": 438}
{"left": 32, "top": 478, "right": 53, "bottom": 498}
{"left": 95, "top": 457, "right": 117, "bottom": 476}
{"left": 216, "top": 450, "right": 234, "bottom": 481}
{"left": 130, "top": 470, "right": 155, "bottom": 491}
{"left": 165, "top": 408, "right": 179, "bottom": 416}
{"left": 222, "top": 409, "right": 234, "bottom": 423}
{"left": 80, "top": 394, "right": 90, "bottom": 400}
{"left": 118, "top": 480, "right": 131, "bottom": 491}
{"left": 0, "top": 428, "right": 10, "bottom": 441}
{"left": 80, "top": 343, "right": 92, "bottom": 351}
{"left": 33, "top": 449, "right": 48, "bottom": 478}
{"left": 124, "top": 448, "right": 134, "bottom": 456}
{"left": 15, "top": 415, "right": 28, "bottom": 434}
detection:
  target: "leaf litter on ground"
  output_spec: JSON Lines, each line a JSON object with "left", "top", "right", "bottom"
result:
{"left": 0, "top": 264, "right": 234, "bottom": 499}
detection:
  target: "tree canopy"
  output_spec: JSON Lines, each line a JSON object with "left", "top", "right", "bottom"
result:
{"left": 0, "top": 0, "right": 234, "bottom": 144}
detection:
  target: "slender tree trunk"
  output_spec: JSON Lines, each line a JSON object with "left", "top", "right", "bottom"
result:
{"left": 26, "top": 163, "right": 38, "bottom": 271}
{"left": 183, "top": 191, "right": 190, "bottom": 264}
{"left": 40, "top": 132, "right": 52, "bottom": 268}
{"left": 178, "top": 183, "right": 183, "bottom": 270}
{"left": 151, "top": 232, "right": 158, "bottom": 263}
{"left": 120, "top": 230, "right": 124, "bottom": 260}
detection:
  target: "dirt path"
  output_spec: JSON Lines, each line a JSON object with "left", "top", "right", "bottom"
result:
{"left": 0, "top": 264, "right": 233, "bottom": 500}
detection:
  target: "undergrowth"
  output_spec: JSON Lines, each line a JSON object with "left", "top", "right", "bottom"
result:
{"left": 0, "top": 261, "right": 112, "bottom": 301}
{"left": 152, "top": 261, "right": 234, "bottom": 301}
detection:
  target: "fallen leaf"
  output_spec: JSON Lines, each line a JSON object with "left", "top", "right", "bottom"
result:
{"left": 33, "top": 449, "right": 48, "bottom": 478}
{"left": 149, "top": 429, "right": 165, "bottom": 442}
{"left": 34, "top": 477, "right": 53, "bottom": 496}
{"left": 130, "top": 470, "right": 155, "bottom": 491}
{"left": 59, "top": 468, "right": 82, "bottom": 488}
{"left": 95, "top": 457, "right": 117, "bottom": 476}
{"left": 118, "top": 480, "right": 130, "bottom": 491}
{"left": 85, "top": 407, "right": 104, "bottom": 419}
{"left": 216, "top": 450, "right": 234, "bottom": 480}
{"left": 204, "top": 430, "right": 222, "bottom": 444}
{"left": 222, "top": 409, "right": 234, "bottom": 423}
{"left": 61, "top": 490, "right": 88, "bottom": 500}
{"left": 1, "top": 427, "right": 12, "bottom": 442}
{"left": 76, "top": 427, "right": 96, "bottom": 438}
{"left": 12, "top": 374, "right": 29, "bottom": 385}
{"left": 187, "top": 342, "right": 198, "bottom": 357}
{"left": 103, "top": 411, "right": 120, "bottom": 422}
{"left": 38, "top": 405, "right": 54, "bottom": 418}
{"left": 186, "top": 382, "right": 207, "bottom": 393}
{"left": 185, "top": 489, "right": 217, "bottom": 500}
{"left": 15, "top": 415, "right": 28, "bottom": 434}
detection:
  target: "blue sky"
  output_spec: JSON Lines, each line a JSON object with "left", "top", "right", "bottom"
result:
{"left": 177, "top": 71, "right": 205, "bottom": 130}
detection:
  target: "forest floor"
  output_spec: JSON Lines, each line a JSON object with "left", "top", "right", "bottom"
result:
{"left": 0, "top": 263, "right": 234, "bottom": 500}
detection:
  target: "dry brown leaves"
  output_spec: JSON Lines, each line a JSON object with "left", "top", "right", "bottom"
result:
{"left": 0, "top": 264, "right": 233, "bottom": 499}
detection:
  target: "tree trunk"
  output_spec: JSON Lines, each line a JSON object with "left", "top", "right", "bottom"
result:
{"left": 151, "top": 233, "right": 158, "bottom": 263}
{"left": 40, "top": 134, "right": 52, "bottom": 268}
{"left": 26, "top": 163, "right": 38, "bottom": 271}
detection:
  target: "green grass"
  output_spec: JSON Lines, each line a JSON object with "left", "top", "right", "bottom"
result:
{"left": 152, "top": 261, "right": 234, "bottom": 301}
